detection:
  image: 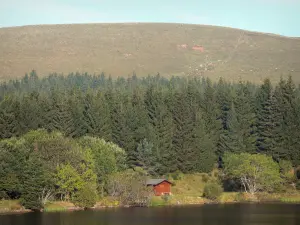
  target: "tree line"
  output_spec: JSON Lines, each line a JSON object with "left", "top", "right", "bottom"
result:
{"left": 1, "top": 71, "right": 300, "bottom": 174}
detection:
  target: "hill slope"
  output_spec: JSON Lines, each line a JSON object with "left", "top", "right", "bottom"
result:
{"left": 0, "top": 23, "right": 299, "bottom": 83}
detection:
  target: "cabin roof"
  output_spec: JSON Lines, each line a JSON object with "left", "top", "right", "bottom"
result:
{"left": 146, "top": 179, "right": 171, "bottom": 186}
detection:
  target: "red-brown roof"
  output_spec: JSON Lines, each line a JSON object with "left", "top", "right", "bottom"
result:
{"left": 146, "top": 179, "right": 172, "bottom": 186}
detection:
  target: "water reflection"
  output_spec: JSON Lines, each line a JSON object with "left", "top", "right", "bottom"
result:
{"left": 1, "top": 204, "right": 300, "bottom": 225}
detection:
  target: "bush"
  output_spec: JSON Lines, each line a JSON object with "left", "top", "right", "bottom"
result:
{"left": 223, "top": 153, "right": 282, "bottom": 194}
{"left": 161, "top": 194, "right": 171, "bottom": 203}
{"left": 203, "top": 182, "right": 223, "bottom": 200}
{"left": 97, "top": 197, "right": 119, "bottom": 207}
{"left": 0, "top": 191, "right": 9, "bottom": 200}
{"left": 296, "top": 167, "right": 300, "bottom": 179}
{"left": 210, "top": 168, "right": 220, "bottom": 179}
{"left": 73, "top": 185, "right": 97, "bottom": 209}
{"left": 220, "top": 192, "right": 241, "bottom": 203}
{"left": 107, "top": 169, "right": 152, "bottom": 206}
{"left": 171, "top": 170, "right": 184, "bottom": 180}
{"left": 235, "top": 192, "right": 248, "bottom": 202}
{"left": 279, "top": 160, "right": 295, "bottom": 183}
{"left": 222, "top": 178, "right": 241, "bottom": 192}
{"left": 272, "top": 183, "right": 287, "bottom": 193}
{"left": 201, "top": 173, "right": 210, "bottom": 183}
{"left": 296, "top": 180, "right": 300, "bottom": 190}
{"left": 21, "top": 192, "right": 42, "bottom": 210}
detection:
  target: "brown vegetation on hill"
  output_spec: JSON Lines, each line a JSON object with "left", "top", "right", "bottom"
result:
{"left": 0, "top": 23, "right": 299, "bottom": 83}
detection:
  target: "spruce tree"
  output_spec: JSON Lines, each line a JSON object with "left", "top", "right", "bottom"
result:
{"left": 172, "top": 92, "right": 195, "bottom": 173}
{"left": 256, "top": 79, "right": 275, "bottom": 154}
{"left": 83, "top": 91, "right": 112, "bottom": 141}
{"left": 256, "top": 94, "right": 276, "bottom": 154}
{"left": 19, "top": 92, "right": 42, "bottom": 133}
{"left": 235, "top": 82, "right": 257, "bottom": 153}
{"left": 21, "top": 153, "right": 46, "bottom": 210}
{"left": 44, "top": 91, "right": 74, "bottom": 134}
{"left": 280, "top": 77, "right": 300, "bottom": 164}
{"left": 218, "top": 103, "right": 240, "bottom": 154}
{"left": 269, "top": 88, "right": 285, "bottom": 160}
{"left": 193, "top": 113, "right": 216, "bottom": 173}
{"left": 201, "top": 79, "right": 222, "bottom": 150}
{"left": 255, "top": 78, "right": 272, "bottom": 114}
{"left": 135, "top": 139, "right": 159, "bottom": 175}
{"left": 68, "top": 91, "right": 87, "bottom": 137}
{"left": 0, "top": 96, "right": 21, "bottom": 138}
{"left": 144, "top": 86, "right": 175, "bottom": 174}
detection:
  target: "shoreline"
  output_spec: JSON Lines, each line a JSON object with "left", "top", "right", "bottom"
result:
{"left": 1, "top": 193, "right": 300, "bottom": 215}
{"left": 0, "top": 209, "right": 32, "bottom": 215}
{"left": 1, "top": 201, "right": 300, "bottom": 216}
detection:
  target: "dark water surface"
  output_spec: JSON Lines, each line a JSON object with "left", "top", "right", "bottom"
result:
{"left": 1, "top": 204, "right": 300, "bottom": 225}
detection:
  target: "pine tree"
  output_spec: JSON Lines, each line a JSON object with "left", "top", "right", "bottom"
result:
{"left": 156, "top": 108, "right": 175, "bottom": 174}
{"left": 201, "top": 79, "right": 222, "bottom": 137}
{"left": 0, "top": 96, "right": 21, "bottom": 138}
{"left": 216, "top": 78, "right": 232, "bottom": 130}
{"left": 28, "top": 70, "right": 39, "bottom": 90}
{"left": 193, "top": 113, "right": 217, "bottom": 173}
{"left": 68, "top": 91, "right": 87, "bottom": 137}
{"left": 21, "top": 153, "right": 46, "bottom": 210}
{"left": 269, "top": 89, "right": 285, "bottom": 160}
{"left": 83, "top": 91, "right": 112, "bottom": 141}
{"left": 44, "top": 91, "right": 74, "bottom": 134}
{"left": 199, "top": 79, "right": 222, "bottom": 167}
{"left": 107, "top": 92, "right": 135, "bottom": 167}
{"left": 123, "top": 89, "right": 151, "bottom": 168}
{"left": 172, "top": 92, "right": 195, "bottom": 173}
{"left": 280, "top": 77, "right": 300, "bottom": 164}
{"left": 216, "top": 78, "right": 235, "bottom": 156}
{"left": 256, "top": 94, "right": 276, "bottom": 154}
{"left": 19, "top": 92, "right": 42, "bottom": 133}
{"left": 0, "top": 138, "right": 28, "bottom": 199}
{"left": 218, "top": 103, "right": 240, "bottom": 154}
{"left": 255, "top": 78, "right": 272, "bottom": 114}
{"left": 135, "top": 139, "right": 159, "bottom": 175}
{"left": 144, "top": 87, "right": 175, "bottom": 174}
{"left": 256, "top": 79, "right": 275, "bottom": 154}
{"left": 235, "top": 82, "right": 257, "bottom": 153}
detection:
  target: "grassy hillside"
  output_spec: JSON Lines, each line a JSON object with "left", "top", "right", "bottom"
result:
{"left": 0, "top": 23, "right": 299, "bottom": 83}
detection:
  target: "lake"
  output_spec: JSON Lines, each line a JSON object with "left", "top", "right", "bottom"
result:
{"left": 1, "top": 203, "right": 300, "bottom": 225}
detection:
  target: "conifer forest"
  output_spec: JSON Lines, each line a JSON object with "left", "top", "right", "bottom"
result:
{"left": 1, "top": 71, "right": 300, "bottom": 209}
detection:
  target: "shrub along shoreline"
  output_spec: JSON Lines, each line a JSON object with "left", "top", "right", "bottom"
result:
{"left": 2, "top": 192, "right": 300, "bottom": 214}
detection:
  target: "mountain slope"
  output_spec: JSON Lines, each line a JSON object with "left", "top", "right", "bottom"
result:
{"left": 0, "top": 23, "right": 299, "bottom": 83}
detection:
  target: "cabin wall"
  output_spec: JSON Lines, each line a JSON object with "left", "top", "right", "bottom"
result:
{"left": 153, "top": 181, "right": 171, "bottom": 196}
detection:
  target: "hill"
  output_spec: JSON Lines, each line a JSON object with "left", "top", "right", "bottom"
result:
{"left": 0, "top": 23, "right": 299, "bottom": 83}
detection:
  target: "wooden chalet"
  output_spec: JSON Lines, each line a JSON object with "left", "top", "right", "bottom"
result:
{"left": 146, "top": 179, "right": 172, "bottom": 196}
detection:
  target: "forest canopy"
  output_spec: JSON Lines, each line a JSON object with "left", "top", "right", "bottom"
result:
{"left": 1, "top": 71, "right": 300, "bottom": 209}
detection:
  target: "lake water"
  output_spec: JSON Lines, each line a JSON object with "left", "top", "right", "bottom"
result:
{"left": 1, "top": 203, "right": 300, "bottom": 225}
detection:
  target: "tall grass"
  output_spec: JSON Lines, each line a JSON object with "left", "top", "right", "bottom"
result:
{"left": 43, "top": 206, "right": 67, "bottom": 212}
{"left": 43, "top": 201, "right": 73, "bottom": 212}
{"left": 0, "top": 200, "right": 22, "bottom": 212}
{"left": 280, "top": 196, "right": 300, "bottom": 203}
{"left": 150, "top": 196, "right": 169, "bottom": 207}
